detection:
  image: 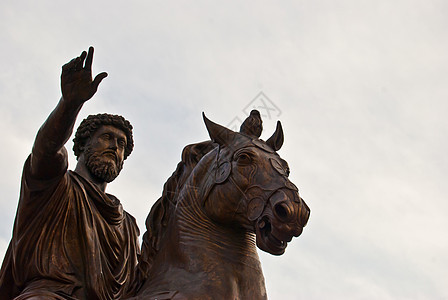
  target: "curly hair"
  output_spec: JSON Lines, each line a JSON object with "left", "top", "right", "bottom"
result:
{"left": 73, "top": 113, "right": 134, "bottom": 159}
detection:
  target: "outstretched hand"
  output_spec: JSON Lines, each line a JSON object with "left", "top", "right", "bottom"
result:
{"left": 61, "top": 46, "right": 108, "bottom": 106}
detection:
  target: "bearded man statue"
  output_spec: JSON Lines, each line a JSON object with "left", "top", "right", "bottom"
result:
{"left": 0, "top": 47, "right": 140, "bottom": 299}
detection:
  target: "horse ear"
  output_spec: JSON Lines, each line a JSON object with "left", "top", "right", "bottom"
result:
{"left": 266, "top": 121, "right": 284, "bottom": 151}
{"left": 203, "top": 112, "right": 237, "bottom": 146}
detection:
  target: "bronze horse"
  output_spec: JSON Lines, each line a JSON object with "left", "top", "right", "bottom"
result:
{"left": 133, "top": 111, "right": 310, "bottom": 299}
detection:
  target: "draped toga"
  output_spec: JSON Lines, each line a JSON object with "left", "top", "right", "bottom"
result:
{"left": 0, "top": 155, "right": 140, "bottom": 299}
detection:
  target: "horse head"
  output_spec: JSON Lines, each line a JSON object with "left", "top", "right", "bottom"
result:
{"left": 201, "top": 111, "right": 310, "bottom": 255}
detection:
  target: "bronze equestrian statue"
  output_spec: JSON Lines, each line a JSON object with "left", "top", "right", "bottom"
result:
{"left": 0, "top": 46, "right": 310, "bottom": 299}
{"left": 0, "top": 47, "right": 140, "bottom": 299}
{"left": 133, "top": 111, "right": 310, "bottom": 299}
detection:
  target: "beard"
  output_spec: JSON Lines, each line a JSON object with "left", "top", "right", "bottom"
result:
{"left": 84, "top": 146, "right": 123, "bottom": 183}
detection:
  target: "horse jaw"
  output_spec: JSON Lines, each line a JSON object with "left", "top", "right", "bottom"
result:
{"left": 255, "top": 217, "right": 289, "bottom": 255}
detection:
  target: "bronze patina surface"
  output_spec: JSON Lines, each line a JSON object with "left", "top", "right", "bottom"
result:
{"left": 0, "top": 47, "right": 140, "bottom": 299}
{"left": 0, "top": 47, "right": 310, "bottom": 300}
{"left": 134, "top": 111, "right": 310, "bottom": 299}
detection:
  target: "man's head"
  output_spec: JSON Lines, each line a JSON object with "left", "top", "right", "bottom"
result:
{"left": 73, "top": 113, "right": 134, "bottom": 182}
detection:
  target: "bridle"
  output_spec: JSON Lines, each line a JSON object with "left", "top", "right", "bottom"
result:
{"left": 205, "top": 141, "right": 300, "bottom": 223}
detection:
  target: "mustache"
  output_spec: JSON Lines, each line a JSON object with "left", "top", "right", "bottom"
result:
{"left": 101, "top": 150, "right": 119, "bottom": 163}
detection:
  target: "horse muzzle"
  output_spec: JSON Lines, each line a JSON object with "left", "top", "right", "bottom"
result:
{"left": 254, "top": 188, "right": 310, "bottom": 255}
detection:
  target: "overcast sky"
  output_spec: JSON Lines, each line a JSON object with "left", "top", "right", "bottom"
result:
{"left": 1, "top": 1, "right": 447, "bottom": 299}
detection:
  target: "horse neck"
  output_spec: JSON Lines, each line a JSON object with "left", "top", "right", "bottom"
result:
{"left": 175, "top": 180, "right": 260, "bottom": 266}
{"left": 142, "top": 152, "right": 267, "bottom": 299}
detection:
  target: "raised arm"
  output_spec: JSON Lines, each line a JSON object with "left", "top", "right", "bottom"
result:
{"left": 30, "top": 47, "right": 108, "bottom": 179}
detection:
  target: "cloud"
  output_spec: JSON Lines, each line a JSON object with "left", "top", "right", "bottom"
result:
{"left": 0, "top": 1, "right": 447, "bottom": 298}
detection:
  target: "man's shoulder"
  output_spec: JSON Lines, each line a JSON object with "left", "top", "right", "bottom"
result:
{"left": 120, "top": 209, "right": 140, "bottom": 237}
{"left": 123, "top": 210, "right": 139, "bottom": 227}
{"left": 22, "top": 155, "right": 69, "bottom": 193}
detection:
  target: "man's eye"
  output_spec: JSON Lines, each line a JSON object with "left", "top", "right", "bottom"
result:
{"left": 118, "top": 140, "right": 126, "bottom": 147}
{"left": 101, "top": 134, "right": 111, "bottom": 140}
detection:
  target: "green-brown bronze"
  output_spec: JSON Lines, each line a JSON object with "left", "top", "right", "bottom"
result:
{"left": 134, "top": 111, "right": 310, "bottom": 299}
{"left": 0, "top": 47, "right": 310, "bottom": 300}
{"left": 0, "top": 47, "right": 139, "bottom": 299}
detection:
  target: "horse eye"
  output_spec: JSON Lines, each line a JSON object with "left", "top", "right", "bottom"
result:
{"left": 237, "top": 153, "right": 252, "bottom": 165}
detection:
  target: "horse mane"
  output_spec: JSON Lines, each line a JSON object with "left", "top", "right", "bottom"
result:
{"left": 137, "top": 140, "right": 215, "bottom": 281}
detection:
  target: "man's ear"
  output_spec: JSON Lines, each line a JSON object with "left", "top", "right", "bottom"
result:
{"left": 77, "top": 140, "right": 89, "bottom": 160}
{"left": 78, "top": 143, "right": 87, "bottom": 154}
{"left": 80, "top": 137, "right": 93, "bottom": 151}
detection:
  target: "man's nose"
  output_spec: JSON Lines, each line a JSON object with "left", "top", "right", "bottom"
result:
{"left": 108, "top": 138, "right": 119, "bottom": 150}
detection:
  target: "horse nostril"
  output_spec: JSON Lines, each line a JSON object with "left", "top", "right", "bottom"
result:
{"left": 274, "top": 202, "right": 291, "bottom": 221}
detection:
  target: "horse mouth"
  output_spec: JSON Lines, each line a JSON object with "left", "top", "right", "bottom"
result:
{"left": 255, "top": 217, "right": 288, "bottom": 255}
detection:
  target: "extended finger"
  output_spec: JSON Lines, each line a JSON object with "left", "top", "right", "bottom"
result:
{"left": 85, "top": 46, "right": 94, "bottom": 70}
{"left": 92, "top": 72, "right": 108, "bottom": 89}
{"left": 79, "top": 50, "right": 87, "bottom": 68}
